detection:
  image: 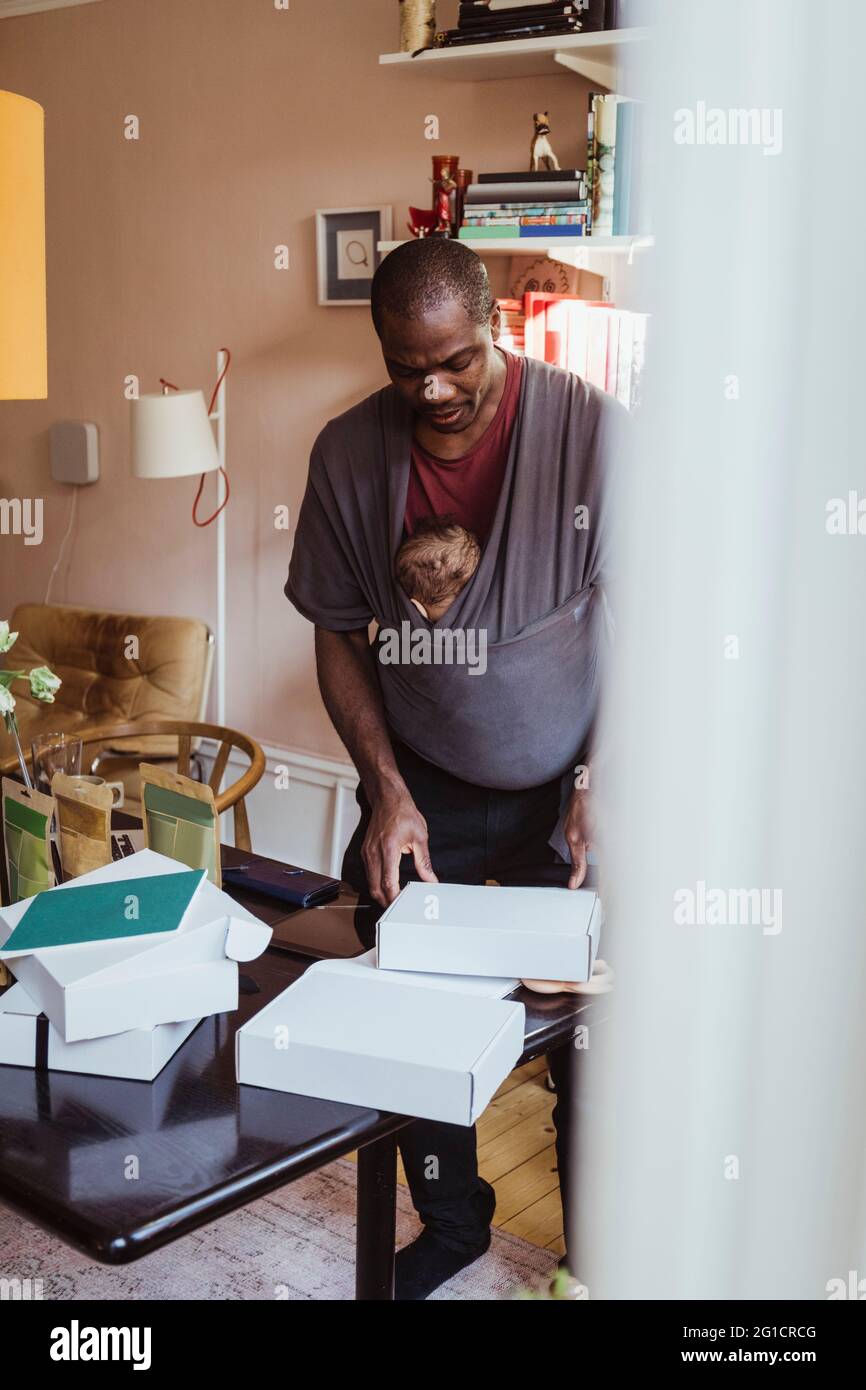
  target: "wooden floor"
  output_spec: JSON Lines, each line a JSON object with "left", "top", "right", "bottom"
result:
{"left": 476, "top": 1056, "right": 565, "bottom": 1256}
{"left": 349, "top": 1057, "right": 565, "bottom": 1257}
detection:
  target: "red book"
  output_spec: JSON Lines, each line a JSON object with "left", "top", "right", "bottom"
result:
{"left": 523, "top": 293, "right": 616, "bottom": 375}
{"left": 523, "top": 292, "right": 581, "bottom": 362}
{"left": 544, "top": 297, "right": 569, "bottom": 369}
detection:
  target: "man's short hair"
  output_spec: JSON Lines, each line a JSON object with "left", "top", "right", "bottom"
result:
{"left": 371, "top": 238, "right": 494, "bottom": 336}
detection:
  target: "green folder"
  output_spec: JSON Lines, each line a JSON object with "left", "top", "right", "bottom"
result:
{"left": 0, "top": 869, "right": 205, "bottom": 959}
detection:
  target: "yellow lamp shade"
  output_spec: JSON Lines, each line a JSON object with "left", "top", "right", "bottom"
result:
{"left": 0, "top": 91, "right": 47, "bottom": 400}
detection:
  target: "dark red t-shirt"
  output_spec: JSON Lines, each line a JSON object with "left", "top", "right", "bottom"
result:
{"left": 404, "top": 350, "right": 523, "bottom": 545}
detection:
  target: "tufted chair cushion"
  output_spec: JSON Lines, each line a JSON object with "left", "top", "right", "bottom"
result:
{"left": 0, "top": 604, "right": 212, "bottom": 768}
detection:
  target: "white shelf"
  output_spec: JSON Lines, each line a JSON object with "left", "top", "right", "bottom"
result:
{"left": 379, "top": 27, "right": 648, "bottom": 89}
{"left": 379, "top": 235, "right": 652, "bottom": 270}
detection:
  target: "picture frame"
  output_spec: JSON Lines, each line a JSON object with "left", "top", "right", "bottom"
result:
{"left": 315, "top": 206, "right": 393, "bottom": 307}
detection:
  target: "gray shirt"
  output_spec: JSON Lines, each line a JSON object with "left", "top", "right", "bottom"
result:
{"left": 286, "top": 354, "right": 625, "bottom": 797}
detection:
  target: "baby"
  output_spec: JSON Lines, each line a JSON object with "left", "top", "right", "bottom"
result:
{"left": 395, "top": 515, "right": 481, "bottom": 622}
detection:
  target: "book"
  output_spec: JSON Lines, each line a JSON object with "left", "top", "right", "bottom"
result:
{"left": 463, "top": 215, "right": 588, "bottom": 226}
{"left": 436, "top": 22, "right": 582, "bottom": 47}
{"left": 544, "top": 296, "right": 569, "bottom": 367}
{"left": 466, "top": 179, "right": 587, "bottom": 204}
{"left": 585, "top": 305, "right": 610, "bottom": 389}
{"left": 464, "top": 201, "right": 592, "bottom": 211}
{"left": 523, "top": 291, "right": 583, "bottom": 359}
{"left": 630, "top": 312, "right": 647, "bottom": 409}
{"left": 460, "top": 225, "right": 587, "bottom": 239}
{"left": 591, "top": 94, "right": 619, "bottom": 236}
{"left": 463, "top": 211, "right": 588, "bottom": 222}
{"left": 0, "top": 868, "right": 205, "bottom": 958}
{"left": 461, "top": 0, "right": 573, "bottom": 11}
{"left": 459, "top": 226, "right": 521, "bottom": 239}
{"left": 615, "top": 311, "right": 634, "bottom": 406}
{"left": 458, "top": 2, "right": 577, "bottom": 22}
{"left": 478, "top": 169, "right": 586, "bottom": 184}
{"left": 499, "top": 290, "right": 645, "bottom": 407}
{"left": 457, "top": 8, "right": 578, "bottom": 31}
{"left": 612, "top": 97, "right": 635, "bottom": 235}
{"left": 519, "top": 224, "right": 589, "bottom": 236}
{"left": 566, "top": 301, "right": 590, "bottom": 377}
{"left": 463, "top": 0, "right": 569, "bottom": 9}
{"left": 605, "top": 310, "right": 621, "bottom": 394}
{"left": 458, "top": 0, "right": 606, "bottom": 26}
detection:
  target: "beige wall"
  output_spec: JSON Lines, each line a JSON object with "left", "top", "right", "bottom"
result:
{"left": 0, "top": 0, "right": 588, "bottom": 760}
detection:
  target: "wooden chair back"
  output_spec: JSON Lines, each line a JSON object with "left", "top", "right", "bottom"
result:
{"left": 76, "top": 720, "right": 265, "bottom": 852}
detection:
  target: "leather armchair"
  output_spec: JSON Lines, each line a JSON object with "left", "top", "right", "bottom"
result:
{"left": 0, "top": 604, "right": 213, "bottom": 777}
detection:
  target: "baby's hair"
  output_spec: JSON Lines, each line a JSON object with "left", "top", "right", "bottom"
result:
{"left": 395, "top": 516, "right": 481, "bottom": 610}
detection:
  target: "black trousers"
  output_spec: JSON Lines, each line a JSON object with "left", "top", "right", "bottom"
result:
{"left": 342, "top": 738, "right": 575, "bottom": 1257}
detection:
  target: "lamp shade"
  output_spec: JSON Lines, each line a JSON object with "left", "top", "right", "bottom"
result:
{"left": 131, "top": 390, "right": 220, "bottom": 479}
{"left": 0, "top": 91, "right": 47, "bottom": 400}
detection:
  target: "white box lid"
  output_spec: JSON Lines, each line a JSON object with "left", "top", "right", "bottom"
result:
{"left": 314, "top": 948, "right": 519, "bottom": 997}
{"left": 378, "top": 881, "right": 598, "bottom": 936}
{"left": 240, "top": 969, "right": 523, "bottom": 1074}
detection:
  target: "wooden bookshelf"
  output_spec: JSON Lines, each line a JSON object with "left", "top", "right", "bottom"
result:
{"left": 379, "top": 27, "right": 649, "bottom": 90}
{"left": 379, "top": 26, "right": 652, "bottom": 285}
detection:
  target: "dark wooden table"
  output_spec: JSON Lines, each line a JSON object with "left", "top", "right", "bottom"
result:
{"left": 0, "top": 837, "right": 603, "bottom": 1300}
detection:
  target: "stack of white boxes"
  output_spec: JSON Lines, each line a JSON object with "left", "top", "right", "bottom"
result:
{"left": 237, "top": 882, "right": 602, "bottom": 1125}
{"left": 0, "top": 849, "right": 272, "bottom": 1081}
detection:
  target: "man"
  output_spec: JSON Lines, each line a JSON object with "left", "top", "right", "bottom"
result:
{"left": 287, "top": 237, "right": 624, "bottom": 1299}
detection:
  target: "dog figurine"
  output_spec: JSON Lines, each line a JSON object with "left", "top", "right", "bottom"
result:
{"left": 530, "top": 111, "right": 561, "bottom": 172}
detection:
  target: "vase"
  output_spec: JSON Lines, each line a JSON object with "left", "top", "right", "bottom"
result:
{"left": 399, "top": 0, "right": 436, "bottom": 54}
{"left": 3, "top": 714, "right": 33, "bottom": 790}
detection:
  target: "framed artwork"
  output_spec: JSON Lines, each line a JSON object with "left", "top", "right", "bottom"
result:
{"left": 315, "top": 206, "right": 393, "bottom": 307}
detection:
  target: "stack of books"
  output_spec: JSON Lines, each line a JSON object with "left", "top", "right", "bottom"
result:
{"left": 500, "top": 290, "right": 647, "bottom": 410}
{"left": 587, "top": 92, "right": 642, "bottom": 237}
{"left": 435, "top": 0, "right": 607, "bottom": 49}
{"left": 496, "top": 298, "right": 526, "bottom": 352}
{"left": 460, "top": 169, "right": 590, "bottom": 241}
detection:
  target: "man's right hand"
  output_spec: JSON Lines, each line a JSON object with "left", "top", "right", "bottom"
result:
{"left": 362, "top": 790, "right": 438, "bottom": 908}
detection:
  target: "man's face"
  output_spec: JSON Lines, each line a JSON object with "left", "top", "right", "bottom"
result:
{"left": 378, "top": 298, "right": 501, "bottom": 436}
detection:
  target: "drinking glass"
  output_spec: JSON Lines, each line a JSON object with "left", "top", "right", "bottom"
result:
{"left": 30, "top": 733, "right": 83, "bottom": 795}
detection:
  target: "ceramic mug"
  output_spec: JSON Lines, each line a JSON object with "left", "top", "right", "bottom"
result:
{"left": 67, "top": 774, "right": 125, "bottom": 810}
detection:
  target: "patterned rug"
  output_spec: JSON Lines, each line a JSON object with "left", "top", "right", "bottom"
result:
{"left": 0, "top": 1158, "right": 558, "bottom": 1301}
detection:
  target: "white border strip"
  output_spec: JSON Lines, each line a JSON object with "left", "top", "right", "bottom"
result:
{"left": 201, "top": 739, "right": 359, "bottom": 878}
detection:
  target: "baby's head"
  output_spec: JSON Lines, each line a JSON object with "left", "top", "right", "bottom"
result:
{"left": 395, "top": 516, "right": 481, "bottom": 623}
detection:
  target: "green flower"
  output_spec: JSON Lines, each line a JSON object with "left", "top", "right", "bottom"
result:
{"left": 0, "top": 684, "right": 15, "bottom": 716}
{"left": 29, "top": 666, "right": 61, "bottom": 703}
{"left": 0, "top": 621, "right": 18, "bottom": 654}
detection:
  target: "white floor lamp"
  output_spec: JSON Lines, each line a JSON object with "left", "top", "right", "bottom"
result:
{"left": 131, "top": 349, "right": 229, "bottom": 724}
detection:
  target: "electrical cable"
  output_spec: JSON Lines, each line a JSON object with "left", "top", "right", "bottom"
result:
{"left": 44, "top": 486, "right": 78, "bottom": 604}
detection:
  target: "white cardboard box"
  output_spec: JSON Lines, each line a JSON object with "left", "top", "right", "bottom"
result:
{"left": 0, "top": 980, "right": 200, "bottom": 1081}
{"left": 376, "top": 881, "right": 602, "bottom": 983}
{"left": 236, "top": 961, "right": 526, "bottom": 1126}
{"left": 0, "top": 849, "right": 272, "bottom": 1042}
{"left": 319, "top": 948, "right": 519, "bottom": 998}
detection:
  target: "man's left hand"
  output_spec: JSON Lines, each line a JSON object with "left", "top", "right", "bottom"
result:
{"left": 563, "top": 785, "right": 594, "bottom": 890}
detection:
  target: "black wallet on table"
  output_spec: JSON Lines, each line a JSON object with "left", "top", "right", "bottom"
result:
{"left": 222, "top": 854, "right": 340, "bottom": 908}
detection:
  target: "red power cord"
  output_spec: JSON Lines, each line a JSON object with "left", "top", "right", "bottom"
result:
{"left": 158, "top": 348, "right": 232, "bottom": 527}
